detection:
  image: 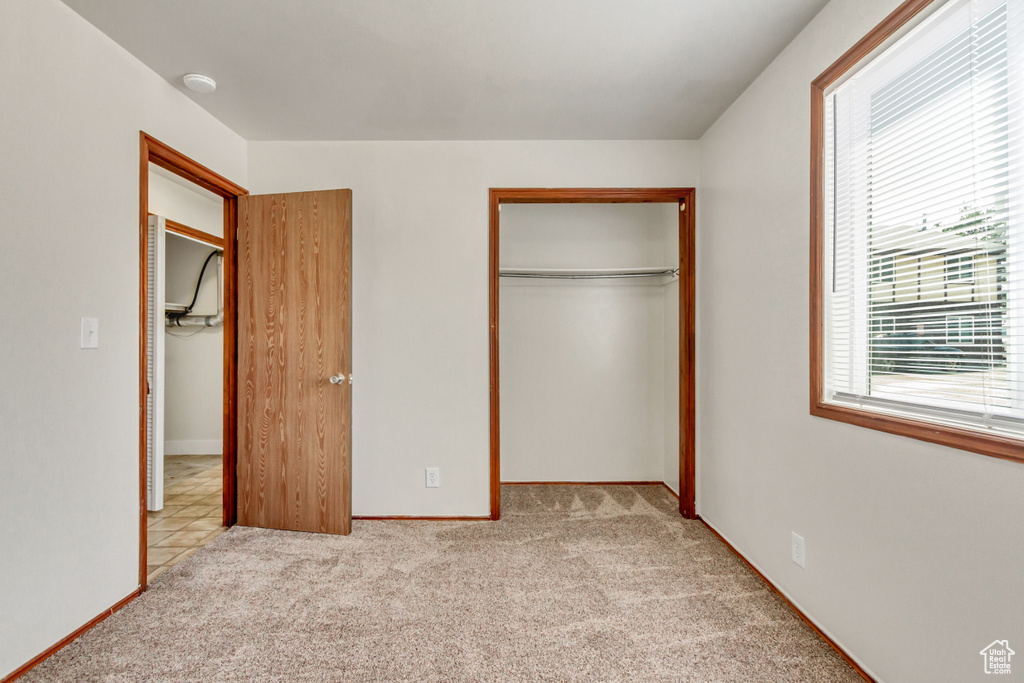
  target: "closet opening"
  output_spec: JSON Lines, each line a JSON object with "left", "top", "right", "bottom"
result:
{"left": 139, "top": 134, "right": 247, "bottom": 589}
{"left": 489, "top": 188, "right": 696, "bottom": 520}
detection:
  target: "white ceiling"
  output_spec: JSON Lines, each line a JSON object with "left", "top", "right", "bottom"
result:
{"left": 61, "top": 0, "right": 829, "bottom": 141}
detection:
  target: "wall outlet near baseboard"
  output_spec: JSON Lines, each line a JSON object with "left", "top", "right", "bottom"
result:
{"left": 425, "top": 467, "right": 440, "bottom": 488}
{"left": 792, "top": 532, "right": 805, "bottom": 568}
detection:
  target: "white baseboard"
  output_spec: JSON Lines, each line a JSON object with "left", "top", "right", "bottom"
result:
{"left": 164, "top": 439, "right": 222, "bottom": 456}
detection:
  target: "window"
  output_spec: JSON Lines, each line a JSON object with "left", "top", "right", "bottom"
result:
{"left": 870, "top": 255, "right": 896, "bottom": 283}
{"left": 947, "top": 315, "right": 974, "bottom": 343}
{"left": 872, "top": 316, "right": 897, "bottom": 335}
{"left": 811, "top": 0, "right": 1024, "bottom": 462}
{"left": 945, "top": 254, "right": 974, "bottom": 281}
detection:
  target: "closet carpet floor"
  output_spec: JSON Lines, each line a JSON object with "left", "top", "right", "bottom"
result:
{"left": 26, "top": 485, "right": 861, "bottom": 682}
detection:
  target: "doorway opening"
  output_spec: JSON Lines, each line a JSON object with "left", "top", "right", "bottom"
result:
{"left": 489, "top": 188, "right": 696, "bottom": 520}
{"left": 139, "top": 133, "right": 247, "bottom": 589}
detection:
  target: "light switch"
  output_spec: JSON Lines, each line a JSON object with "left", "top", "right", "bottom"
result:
{"left": 81, "top": 317, "right": 99, "bottom": 349}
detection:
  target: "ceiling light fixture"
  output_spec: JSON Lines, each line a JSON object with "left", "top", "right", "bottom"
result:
{"left": 183, "top": 73, "right": 216, "bottom": 94}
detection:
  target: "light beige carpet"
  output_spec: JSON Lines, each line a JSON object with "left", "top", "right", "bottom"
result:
{"left": 27, "top": 485, "right": 861, "bottom": 682}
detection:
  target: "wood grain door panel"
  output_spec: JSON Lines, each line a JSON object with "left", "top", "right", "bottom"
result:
{"left": 237, "top": 189, "right": 352, "bottom": 535}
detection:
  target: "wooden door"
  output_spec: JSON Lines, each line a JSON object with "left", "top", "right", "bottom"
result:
{"left": 236, "top": 189, "right": 352, "bottom": 535}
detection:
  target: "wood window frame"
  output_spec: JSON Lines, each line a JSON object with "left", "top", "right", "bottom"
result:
{"left": 139, "top": 133, "right": 248, "bottom": 589}
{"left": 489, "top": 187, "right": 697, "bottom": 520}
{"left": 809, "top": 0, "right": 1024, "bottom": 465}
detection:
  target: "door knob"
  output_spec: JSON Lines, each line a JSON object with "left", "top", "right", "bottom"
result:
{"left": 329, "top": 374, "right": 346, "bottom": 384}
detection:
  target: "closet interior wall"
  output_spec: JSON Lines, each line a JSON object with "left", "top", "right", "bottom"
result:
{"left": 148, "top": 166, "right": 224, "bottom": 459}
{"left": 499, "top": 203, "right": 680, "bottom": 490}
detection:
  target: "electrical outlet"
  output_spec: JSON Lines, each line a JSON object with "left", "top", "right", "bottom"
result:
{"left": 425, "top": 467, "right": 440, "bottom": 488}
{"left": 791, "top": 532, "right": 805, "bottom": 568}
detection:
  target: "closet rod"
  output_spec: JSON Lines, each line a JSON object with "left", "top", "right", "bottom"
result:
{"left": 499, "top": 268, "right": 679, "bottom": 280}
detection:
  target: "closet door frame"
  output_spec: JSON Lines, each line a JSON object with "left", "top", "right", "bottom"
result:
{"left": 139, "top": 133, "right": 248, "bottom": 590}
{"left": 488, "top": 188, "right": 697, "bottom": 519}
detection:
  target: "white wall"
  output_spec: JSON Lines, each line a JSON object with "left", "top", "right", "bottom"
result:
{"left": 498, "top": 203, "right": 679, "bottom": 483}
{"left": 163, "top": 234, "right": 223, "bottom": 455}
{"left": 0, "top": 0, "right": 246, "bottom": 677}
{"left": 151, "top": 169, "right": 226, "bottom": 456}
{"left": 148, "top": 167, "right": 224, "bottom": 239}
{"left": 662, "top": 258, "right": 680, "bottom": 494}
{"left": 697, "top": 0, "right": 1024, "bottom": 681}
{"left": 247, "top": 141, "right": 699, "bottom": 515}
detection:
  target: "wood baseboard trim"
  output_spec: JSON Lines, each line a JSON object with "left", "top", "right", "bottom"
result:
{"left": 2, "top": 589, "right": 140, "bottom": 683}
{"left": 500, "top": 480, "right": 666, "bottom": 486}
{"left": 352, "top": 515, "right": 491, "bottom": 521}
{"left": 661, "top": 483, "right": 680, "bottom": 500}
{"left": 698, "top": 518, "right": 876, "bottom": 683}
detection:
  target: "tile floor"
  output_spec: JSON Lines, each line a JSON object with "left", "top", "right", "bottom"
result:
{"left": 147, "top": 453, "right": 226, "bottom": 583}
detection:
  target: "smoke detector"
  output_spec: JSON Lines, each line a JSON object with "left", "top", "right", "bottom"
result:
{"left": 183, "top": 73, "right": 216, "bottom": 94}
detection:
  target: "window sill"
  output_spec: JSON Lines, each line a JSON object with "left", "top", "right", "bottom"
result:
{"left": 810, "top": 400, "right": 1024, "bottom": 465}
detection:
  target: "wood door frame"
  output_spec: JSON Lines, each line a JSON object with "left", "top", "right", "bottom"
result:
{"left": 488, "top": 188, "right": 697, "bottom": 520}
{"left": 139, "top": 133, "right": 248, "bottom": 589}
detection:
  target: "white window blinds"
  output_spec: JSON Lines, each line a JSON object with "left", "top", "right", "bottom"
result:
{"left": 822, "top": 0, "right": 1024, "bottom": 435}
